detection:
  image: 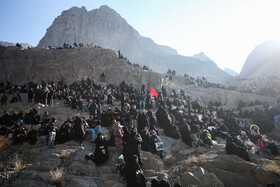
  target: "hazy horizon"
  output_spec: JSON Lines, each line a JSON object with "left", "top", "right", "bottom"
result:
{"left": 1, "top": 0, "right": 280, "bottom": 73}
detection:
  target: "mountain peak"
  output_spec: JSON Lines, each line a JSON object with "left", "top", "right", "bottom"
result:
{"left": 193, "top": 52, "right": 212, "bottom": 62}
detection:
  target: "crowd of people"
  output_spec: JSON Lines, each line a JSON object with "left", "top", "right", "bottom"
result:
{"left": 0, "top": 78, "right": 279, "bottom": 187}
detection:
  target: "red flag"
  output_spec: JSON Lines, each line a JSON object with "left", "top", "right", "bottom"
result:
{"left": 150, "top": 86, "right": 158, "bottom": 98}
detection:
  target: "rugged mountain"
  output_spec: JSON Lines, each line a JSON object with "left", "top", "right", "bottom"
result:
{"left": 224, "top": 68, "right": 239, "bottom": 77}
{"left": 37, "top": 5, "right": 232, "bottom": 83}
{"left": 0, "top": 41, "right": 33, "bottom": 49}
{"left": 240, "top": 40, "right": 280, "bottom": 79}
{"left": 0, "top": 46, "right": 162, "bottom": 89}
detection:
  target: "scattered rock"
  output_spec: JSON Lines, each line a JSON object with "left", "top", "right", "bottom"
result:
{"left": 181, "top": 172, "right": 201, "bottom": 186}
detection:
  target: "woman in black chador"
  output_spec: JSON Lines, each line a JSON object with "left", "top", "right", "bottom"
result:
{"left": 125, "top": 155, "right": 147, "bottom": 187}
{"left": 93, "top": 133, "right": 109, "bottom": 166}
{"left": 126, "top": 126, "right": 143, "bottom": 166}
{"left": 73, "top": 117, "right": 87, "bottom": 145}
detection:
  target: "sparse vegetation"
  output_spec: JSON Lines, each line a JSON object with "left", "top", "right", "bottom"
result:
{"left": 59, "top": 150, "right": 71, "bottom": 159}
{"left": 263, "top": 162, "right": 280, "bottom": 176}
{"left": 50, "top": 168, "right": 64, "bottom": 183}
{"left": 184, "top": 156, "right": 198, "bottom": 165}
{"left": 13, "top": 154, "right": 24, "bottom": 171}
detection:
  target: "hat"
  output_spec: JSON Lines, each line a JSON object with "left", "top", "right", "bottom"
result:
{"left": 241, "top": 131, "right": 246, "bottom": 136}
{"left": 151, "top": 130, "right": 156, "bottom": 134}
{"left": 250, "top": 124, "right": 259, "bottom": 131}
{"left": 118, "top": 154, "right": 124, "bottom": 160}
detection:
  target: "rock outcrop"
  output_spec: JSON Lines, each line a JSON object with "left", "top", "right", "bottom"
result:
{"left": 240, "top": 40, "right": 280, "bottom": 78}
{"left": 0, "top": 45, "right": 163, "bottom": 89}
{"left": 37, "top": 5, "right": 232, "bottom": 83}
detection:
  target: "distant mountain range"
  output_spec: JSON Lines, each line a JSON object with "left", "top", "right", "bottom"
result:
{"left": 240, "top": 40, "right": 280, "bottom": 78}
{"left": 0, "top": 41, "right": 33, "bottom": 49}
{"left": 224, "top": 68, "right": 239, "bottom": 77}
{"left": 37, "top": 5, "right": 232, "bottom": 83}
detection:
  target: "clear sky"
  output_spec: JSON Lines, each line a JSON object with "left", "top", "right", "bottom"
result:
{"left": 1, "top": 0, "right": 280, "bottom": 73}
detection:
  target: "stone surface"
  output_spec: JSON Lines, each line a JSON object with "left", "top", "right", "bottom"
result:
{"left": 181, "top": 172, "right": 201, "bottom": 186}
{"left": 36, "top": 6, "right": 232, "bottom": 83}
{"left": 200, "top": 173, "right": 224, "bottom": 187}
{"left": 141, "top": 151, "right": 164, "bottom": 171}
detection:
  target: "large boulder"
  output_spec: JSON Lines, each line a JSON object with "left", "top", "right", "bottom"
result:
{"left": 200, "top": 173, "right": 224, "bottom": 187}
{"left": 181, "top": 172, "right": 201, "bottom": 186}
{"left": 141, "top": 151, "right": 164, "bottom": 171}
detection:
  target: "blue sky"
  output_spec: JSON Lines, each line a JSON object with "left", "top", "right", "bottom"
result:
{"left": 1, "top": 0, "right": 280, "bottom": 73}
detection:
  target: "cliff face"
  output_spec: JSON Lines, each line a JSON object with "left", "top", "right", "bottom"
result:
{"left": 37, "top": 6, "right": 231, "bottom": 83}
{"left": 240, "top": 40, "right": 280, "bottom": 79}
{"left": 0, "top": 46, "right": 163, "bottom": 89}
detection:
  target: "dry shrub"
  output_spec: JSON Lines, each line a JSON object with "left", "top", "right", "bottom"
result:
{"left": 14, "top": 154, "right": 24, "bottom": 171}
{"left": 59, "top": 150, "right": 71, "bottom": 159}
{"left": 184, "top": 156, "right": 198, "bottom": 165}
{"left": 263, "top": 162, "right": 280, "bottom": 176}
{"left": 50, "top": 168, "right": 64, "bottom": 183}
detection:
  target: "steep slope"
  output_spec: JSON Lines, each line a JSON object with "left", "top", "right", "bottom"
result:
{"left": 240, "top": 40, "right": 280, "bottom": 78}
{"left": 0, "top": 46, "right": 163, "bottom": 89}
{"left": 37, "top": 6, "right": 232, "bottom": 83}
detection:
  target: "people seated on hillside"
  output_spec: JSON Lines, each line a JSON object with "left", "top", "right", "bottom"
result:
{"left": 250, "top": 124, "right": 261, "bottom": 144}
{"left": 149, "top": 130, "right": 164, "bottom": 158}
{"left": 0, "top": 124, "right": 8, "bottom": 136}
{"left": 26, "top": 125, "right": 37, "bottom": 145}
{"left": 93, "top": 133, "right": 109, "bottom": 166}
{"left": 258, "top": 135, "right": 279, "bottom": 156}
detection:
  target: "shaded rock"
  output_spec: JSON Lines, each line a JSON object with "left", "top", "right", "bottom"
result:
{"left": 251, "top": 167, "right": 274, "bottom": 186}
{"left": 181, "top": 172, "right": 201, "bottom": 186}
{"left": 230, "top": 161, "right": 257, "bottom": 173}
{"left": 70, "top": 161, "right": 95, "bottom": 176}
{"left": 200, "top": 160, "right": 230, "bottom": 171}
{"left": 200, "top": 173, "right": 224, "bottom": 187}
{"left": 141, "top": 151, "right": 164, "bottom": 171}
{"left": 209, "top": 168, "right": 262, "bottom": 187}
{"left": 193, "top": 167, "right": 208, "bottom": 179}
{"left": 66, "top": 175, "right": 98, "bottom": 187}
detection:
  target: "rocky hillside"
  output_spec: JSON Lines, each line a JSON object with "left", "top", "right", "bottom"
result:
{"left": 37, "top": 6, "right": 232, "bottom": 83}
{"left": 0, "top": 46, "right": 163, "bottom": 89}
{"left": 0, "top": 95, "right": 280, "bottom": 187}
{"left": 0, "top": 41, "right": 33, "bottom": 49}
{"left": 240, "top": 40, "right": 280, "bottom": 79}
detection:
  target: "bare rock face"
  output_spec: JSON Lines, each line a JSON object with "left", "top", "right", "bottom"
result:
{"left": 0, "top": 46, "right": 163, "bottom": 89}
{"left": 240, "top": 40, "right": 280, "bottom": 79}
{"left": 37, "top": 5, "right": 232, "bottom": 83}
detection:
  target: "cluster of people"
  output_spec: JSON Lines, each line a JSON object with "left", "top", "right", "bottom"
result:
{"left": 1, "top": 77, "right": 280, "bottom": 187}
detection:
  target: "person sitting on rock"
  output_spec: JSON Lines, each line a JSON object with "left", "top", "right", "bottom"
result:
{"left": 125, "top": 155, "right": 147, "bottom": 187}
{"left": 0, "top": 124, "right": 8, "bottom": 136}
{"left": 93, "top": 132, "right": 109, "bottom": 166}
{"left": 148, "top": 130, "right": 164, "bottom": 158}
{"left": 13, "top": 126, "right": 26, "bottom": 145}
{"left": 1, "top": 93, "right": 8, "bottom": 106}
{"left": 26, "top": 125, "right": 37, "bottom": 145}
{"left": 216, "top": 120, "right": 230, "bottom": 138}
{"left": 258, "top": 135, "right": 279, "bottom": 156}
{"left": 243, "top": 135, "right": 258, "bottom": 153}
{"left": 197, "top": 125, "right": 213, "bottom": 147}
{"left": 87, "top": 115, "right": 101, "bottom": 143}
{"left": 250, "top": 124, "right": 261, "bottom": 144}
{"left": 55, "top": 123, "right": 69, "bottom": 144}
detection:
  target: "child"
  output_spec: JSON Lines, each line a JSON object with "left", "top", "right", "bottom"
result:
{"left": 116, "top": 154, "right": 126, "bottom": 182}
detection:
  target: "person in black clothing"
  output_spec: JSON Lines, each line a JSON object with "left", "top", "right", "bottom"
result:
{"left": 1, "top": 94, "right": 8, "bottom": 105}
{"left": 126, "top": 126, "right": 143, "bottom": 167}
{"left": 56, "top": 124, "right": 69, "bottom": 144}
{"left": 140, "top": 126, "right": 150, "bottom": 151}
{"left": 26, "top": 125, "right": 37, "bottom": 145}
{"left": 93, "top": 132, "right": 109, "bottom": 166}
{"left": 27, "top": 88, "right": 33, "bottom": 102}
{"left": 149, "top": 130, "right": 164, "bottom": 158}
{"left": 0, "top": 124, "right": 8, "bottom": 136}
{"left": 73, "top": 117, "right": 87, "bottom": 146}
{"left": 125, "top": 155, "right": 147, "bottom": 187}
{"left": 13, "top": 127, "right": 26, "bottom": 145}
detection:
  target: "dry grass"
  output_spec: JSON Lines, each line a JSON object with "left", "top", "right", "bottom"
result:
{"left": 59, "top": 150, "right": 71, "bottom": 159}
{"left": 184, "top": 156, "right": 198, "bottom": 165}
{"left": 13, "top": 154, "right": 24, "bottom": 171}
{"left": 263, "top": 162, "right": 280, "bottom": 176}
{"left": 50, "top": 168, "right": 64, "bottom": 183}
